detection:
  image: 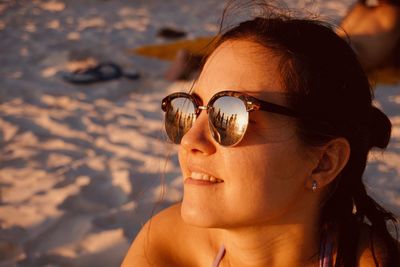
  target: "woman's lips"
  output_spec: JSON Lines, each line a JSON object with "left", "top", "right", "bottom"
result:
{"left": 185, "top": 171, "right": 224, "bottom": 185}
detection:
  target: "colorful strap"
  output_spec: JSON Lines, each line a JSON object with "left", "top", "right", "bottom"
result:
{"left": 319, "top": 232, "right": 335, "bottom": 267}
{"left": 211, "top": 245, "right": 226, "bottom": 267}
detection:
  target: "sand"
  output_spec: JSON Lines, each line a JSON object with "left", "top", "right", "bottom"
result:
{"left": 0, "top": 1, "right": 399, "bottom": 267}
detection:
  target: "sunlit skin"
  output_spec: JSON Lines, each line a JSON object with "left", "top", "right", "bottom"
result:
{"left": 121, "top": 39, "right": 385, "bottom": 267}
{"left": 178, "top": 40, "right": 323, "bottom": 266}
{"left": 180, "top": 40, "right": 314, "bottom": 226}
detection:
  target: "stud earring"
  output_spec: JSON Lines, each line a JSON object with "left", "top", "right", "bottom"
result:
{"left": 312, "top": 180, "right": 318, "bottom": 192}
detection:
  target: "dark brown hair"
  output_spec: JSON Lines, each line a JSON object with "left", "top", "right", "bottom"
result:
{"left": 210, "top": 6, "right": 399, "bottom": 267}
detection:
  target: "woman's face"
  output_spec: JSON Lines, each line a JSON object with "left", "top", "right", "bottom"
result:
{"left": 178, "top": 39, "right": 316, "bottom": 228}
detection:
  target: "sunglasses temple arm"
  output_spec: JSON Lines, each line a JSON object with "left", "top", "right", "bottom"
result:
{"left": 259, "top": 101, "right": 299, "bottom": 117}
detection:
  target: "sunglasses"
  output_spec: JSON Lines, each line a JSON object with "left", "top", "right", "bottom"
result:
{"left": 161, "top": 90, "right": 300, "bottom": 147}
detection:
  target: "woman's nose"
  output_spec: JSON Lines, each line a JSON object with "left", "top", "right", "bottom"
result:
{"left": 180, "top": 111, "right": 216, "bottom": 155}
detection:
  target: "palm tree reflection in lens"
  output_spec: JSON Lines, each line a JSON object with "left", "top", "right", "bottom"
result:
{"left": 165, "top": 97, "right": 196, "bottom": 144}
{"left": 209, "top": 96, "right": 248, "bottom": 146}
{"left": 165, "top": 95, "right": 249, "bottom": 146}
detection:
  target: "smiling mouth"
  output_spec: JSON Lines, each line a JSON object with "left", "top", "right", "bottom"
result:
{"left": 187, "top": 171, "right": 224, "bottom": 183}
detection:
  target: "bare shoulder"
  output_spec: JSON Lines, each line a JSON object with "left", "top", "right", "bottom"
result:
{"left": 121, "top": 203, "right": 185, "bottom": 266}
{"left": 121, "top": 203, "right": 215, "bottom": 267}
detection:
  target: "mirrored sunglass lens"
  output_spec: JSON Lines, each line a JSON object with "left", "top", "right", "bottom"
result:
{"left": 209, "top": 96, "right": 248, "bottom": 146}
{"left": 165, "top": 97, "right": 196, "bottom": 144}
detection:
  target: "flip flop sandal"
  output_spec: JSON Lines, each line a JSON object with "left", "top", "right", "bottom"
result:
{"left": 61, "top": 62, "right": 139, "bottom": 84}
{"left": 157, "top": 27, "right": 187, "bottom": 39}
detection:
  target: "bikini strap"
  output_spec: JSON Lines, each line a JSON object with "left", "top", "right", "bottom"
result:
{"left": 319, "top": 231, "right": 335, "bottom": 267}
{"left": 212, "top": 245, "right": 226, "bottom": 267}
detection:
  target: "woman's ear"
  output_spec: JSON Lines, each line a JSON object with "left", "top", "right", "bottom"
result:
{"left": 309, "top": 138, "right": 350, "bottom": 190}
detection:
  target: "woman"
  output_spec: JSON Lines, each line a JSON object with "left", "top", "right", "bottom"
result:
{"left": 122, "top": 8, "right": 399, "bottom": 267}
{"left": 338, "top": 0, "right": 400, "bottom": 70}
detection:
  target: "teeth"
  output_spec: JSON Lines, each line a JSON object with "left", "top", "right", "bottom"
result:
{"left": 190, "top": 172, "right": 223, "bottom": 183}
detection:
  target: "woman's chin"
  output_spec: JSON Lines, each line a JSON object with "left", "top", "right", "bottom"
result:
{"left": 180, "top": 200, "right": 222, "bottom": 228}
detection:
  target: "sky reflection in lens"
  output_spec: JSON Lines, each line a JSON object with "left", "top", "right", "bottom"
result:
{"left": 209, "top": 96, "right": 248, "bottom": 146}
{"left": 165, "top": 95, "right": 249, "bottom": 146}
{"left": 165, "top": 97, "right": 196, "bottom": 144}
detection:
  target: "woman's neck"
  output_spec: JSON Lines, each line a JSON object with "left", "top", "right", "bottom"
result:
{"left": 217, "top": 214, "right": 321, "bottom": 267}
